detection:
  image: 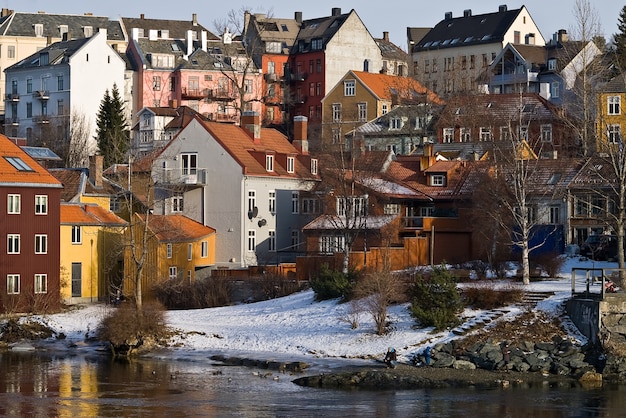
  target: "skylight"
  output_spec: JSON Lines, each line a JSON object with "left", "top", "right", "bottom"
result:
{"left": 5, "top": 156, "right": 33, "bottom": 171}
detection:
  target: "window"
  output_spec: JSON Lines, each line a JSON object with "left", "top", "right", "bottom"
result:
{"left": 343, "top": 80, "right": 355, "bottom": 96}
{"left": 58, "top": 99, "right": 64, "bottom": 115}
{"left": 301, "top": 198, "right": 320, "bottom": 214}
{"left": 384, "top": 203, "right": 400, "bottom": 215}
{"left": 291, "top": 191, "right": 299, "bottom": 214}
{"left": 332, "top": 103, "right": 342, "bottom": 122}
{"left": 382, "top": 104, "right": 388, "bottom": 115}
{"left": 336, "top": 196, "right": 367, "bottom": 217}
{"left": 287, "top": 156, "right": 295, "bottom": 173}
{"left": 460, "top": 127, "right": 471, "bottom": 142}
{"left": 172, "top": 196, "right": 183, "bottom": 212}
{"left": 266, "top": 154, "right": 274, "bottom": 172}
{"left": 201, "top": 241, "right": 208, "bottom": 258}
{"left": 319, "top": 235, "right": 345, "bottom": 254}
{"left": 309, "top": 82, "right": 315, "bottom": 96}
{"left": 8, "top": 45, "right": 15, "bottom": 59}
{"left": 169, "top": 266, "right": 177, "bottom": 280}
{"left": 444, "top": 56, "right": 454, "bottom": 72}
{"left": 71, "top": 226, "right": 81, "bottom": 244}
{"left": 551, "top": 81, "right": 560, "bottom": 98}
{"left": 443, "top": 128, "right": 454, "bottom": 143}
{"left": 57, "top": 75, "right": 63, "bottom": 91}
{"left": 291, "top": 230, "right": 299, "bottom": 250}
{"left": 316, "top": 59, "right": 322, "bottom": 73}
{"left": 608, "top": 124, "right": 621, "bottom": 144}
{"left": 35, "top": 274, "right": 47, "bottom": 294}
{"left": 188, "top": 243, "right": 193, "bottom": 261}
{"left": 181, "top": 153, "right": 197, "bottom": 175}
{"left": 316, "top": 82, "right": 322, "bottom": 96}
{"left": 311, "top": 159, "right": 318, "bottom": 175}
{"left": 8, "top": 194, "right": 20, "bottom": 214}
{"left": 167, "top": 243, "right": 173, "bottom": 258}
{"left": 358, "top": 103, "right": 367, "bottom": 121}
{"left": 35, "top": 195, "right": 48, "bottom": 214}
{"left": 311, "top": 38, "right": 323, "bottom": 50}
{"left": 27, "top": 78, "right": 32, "bottom": 93}
{"left": 432, "top": 58, "right": 438, "bottom": 72}
{"left": 244, "top": 79, "right": 252, "bottom": 94}
{"left": 35, "top": 234, "right": 47, "bottom": 254}
{"left": 541, "top": 125, "right": 553, "bottom": 142}
{"left": 390, "top": 118, "right": 402, "bottom": 130}
{"left": 110, "top": 197, "right": 121, "bottom": 212}
{"left": 479, "top": 127, "right": 492, "bottom": 141}
{"left": 608, "top": 96, "right": 621, "bottom": 115}
{"left": 424, "top": 59, "right": 430, "bottom": 73}
{"left": 248, "top": 190, "right": 257, "bottom": 213}
{"left": 7, "top": 274, "right": 19, "bottom": 294}
{"left": 5, "top": 156, "right": 33, "bottom": 171}
{"left": 500, "top": 126, "right": 511, "bottom": 141}
{"left": 431, "top": 174, "right": 445, "bottom": 186}
{"left": 268, "top": 230, "right": 276, "bottom": 251}
{"left": 152, "top": 76, "right": 161, "bottom": 91}
{"left": 248, "top": 230, "right": 256, "bottom": 251}
{"left": 519, "top": 126, "right": 529, "bottom": 141}
{"left": 269, "top": 191, "right": 276, "bottom": 214}
{"left": 7, "top": 234, "right": 20, "bottom": 254}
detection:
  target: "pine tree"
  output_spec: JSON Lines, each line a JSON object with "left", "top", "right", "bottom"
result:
{"left": 95, "top": 83, "right": 128, "bottom": 168}
{"left": 613, "top": 6, "right": 626, "bottom": 70}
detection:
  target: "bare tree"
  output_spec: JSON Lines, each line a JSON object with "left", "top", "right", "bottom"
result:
{"left": 353, "top": 270, "right": 404, "bottom": 335}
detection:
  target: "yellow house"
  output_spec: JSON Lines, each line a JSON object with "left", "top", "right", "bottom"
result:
{"left": 597, "top": 75, "right": 626, "bottom": 148}
{"left": 60, "top": 203, "right": 127, "bottom": 304}
{"left": 124, "top": 214, "right": 216, "bottom": 302}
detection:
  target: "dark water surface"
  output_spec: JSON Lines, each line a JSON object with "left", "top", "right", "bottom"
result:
{"left": 0, "top": 350, "right": 623, "bottom": 417}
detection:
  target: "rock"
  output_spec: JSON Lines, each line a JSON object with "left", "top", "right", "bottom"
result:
{"left": 535, "top": 342, "right": 556, "bottom": 352}
{"left": 433, "top": 353, "right": 455, "bottom": 368}
{"left": 578, "top": 371, "right": 602, "bottom": 383}
{"left": 452, "top": 360, "right": 476, "bottom": 370}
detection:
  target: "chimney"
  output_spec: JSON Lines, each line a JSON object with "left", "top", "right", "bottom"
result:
{"left": 98, "top": 27, "right": 107, "bottom": 38}
{"left": 294, "top": 11, "right": 302, "bottom": 23}
{"left": 1, "top": 8, "right": 13, "bottom": 17}
{"left": 557, "top": 29, "right": 568, "bottom": 43}
{"left": 201, "top": 30, "right": 207, "bottom": 52}
{"left": 140, "top": 13, "right": 144, "bottom": 19}
{"left": 383, "top": 31, "right": 389, "bottom": 42}
{"left": 499, "top": 5, "right": 508, "bottom": 13}
{"left": 132, "top": 27, "right": 140, "bottom": 41}
{"left": 192, "top": 13, "right": 198, "bottom": 26}
{"left": 331, "top": 8, "right": 341, "bottom": 16}
{"left": 186, "top": 29, "right": 193, "bottom": 58}
{"left": 241, "top": 111, "right": 261, "bottom": 144}
{"left": 445, "top": 12, "right": 453, "bottom": 20}
{"left": 292, "top": 116, "right": 308, "bottom": 155}
{"left": 89, "top": 155, "right": 104, "bottom": 188}
{"left": 463, "top": 9, "right": 472, "bottom": 17}
{"left": 149, "top": 29, "right": 158, "bottom": 40}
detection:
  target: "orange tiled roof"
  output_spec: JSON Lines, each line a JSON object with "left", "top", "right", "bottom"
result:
{"left": 0, "top": 135, "right": 62, "bottom": 187}
{"left": 138, "top": 214, "right": 216, "bottom": 242}
{"left": 351, "top": 71, "right": 444, "bottom": 105}
{"left": 61, "top": 203, "right": 127, "bottom": 226}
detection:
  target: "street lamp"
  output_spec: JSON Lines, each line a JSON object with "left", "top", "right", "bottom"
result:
{"left": 363, "top": 194, "right": 368, "bottom": 268}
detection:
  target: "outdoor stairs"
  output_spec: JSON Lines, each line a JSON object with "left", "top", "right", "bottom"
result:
{"left": 520, "top": 291, "right": 555, "bottom": 308}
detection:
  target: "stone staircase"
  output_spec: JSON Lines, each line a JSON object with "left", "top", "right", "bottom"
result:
{"left": 520, "top": 291, "right": 555, "bottom": 307}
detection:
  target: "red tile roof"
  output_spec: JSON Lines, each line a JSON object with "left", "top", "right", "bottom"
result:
{"left": 0, "top": 135, "right": 62, "bottom": 187}
{"left": 137, "top": 214, "right": 216, "bottom": 242}
{"left": 351, "top": 71, "right": 444, "bottom": 105}
{"left": 61, "top": 203, "right": 126, "bottom": 226}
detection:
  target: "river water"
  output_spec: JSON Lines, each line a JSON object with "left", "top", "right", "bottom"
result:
{"left": 0, "top": 349, "right": 624, "bottom": 417}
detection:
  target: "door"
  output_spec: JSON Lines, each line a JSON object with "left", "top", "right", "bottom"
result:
{"left": 71, "top": 262, "right": 82, "bottom": 297}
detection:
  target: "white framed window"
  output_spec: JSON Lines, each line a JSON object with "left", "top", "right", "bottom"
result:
{"left": 248, "top": 230, "right": 256, "bottom": 251}
{"left": 500, "top": 126, "right": 511, "bottom": 141}
{"left": 460, "top": 127, "right": 471, "bottom": 142}
{"left": 608, "top": 124, "right": 621, "bottom": 144}
{"left": 332, "top": 103, "right": 342, "bottom": 122}
{"left": 343, "top": 80, "right": 355, "bottom": 96}
{"left": 7, "top": 274, "right": 20, "bottom": 294}
{"left": 268, "top": 230, "right": 276, "bottom": 252}
{"left": 319, "top": 235, "right": 345, "bottom": 254}
{"left": 390, "top": 118, "right": 402, "bottom": 130}
{"left": 443, "top": 128, "right": 454, "bottom": 143}
{"left": 479, "top": 127, "right": 492, "bottom": 141}
{"left": 548, "top": 58, "right": 557, "bottom": 71}
{"left": 35, "top": 234, "right": 47, "bottom": 254}
{"left": 608, "top": 96, "right": 621, "bottom": 115}
{"left": 269, "top": 191, "right": 276, "bottom": 214}
{"left": 431, "top": 174, "right": 445, "bottom": 186}
{"left": 384, "top": 203, "right": 400, "bottom": 215}
{"left": 549, "top": 206, "right": 560, "bottom": 224}
{"left": 519, "top": 126, "right": 529, "bottom": 141}
{"left": 181, "top": 153, "right": 197, "bottom": 176}
{"left": 172, "top": 196, "right": 183, "bottom": 213}
{"left": 248, "top": 190, "right": 257, "bottom": 213}
{"left": 311, "top": 159, "right": 318, "bottom": 175}
{"left": 358, "top": 103, "right": 367, "bottom": 121}
{"left": 302, "top": 198, "right": 320, "bottom": 214}
{"left": 332, "top": 129, "right": 342, "bottom": 144}
{"left": 291, "top": 191, "right": 299, "bottom": 214}
{"left": 382, "top": 104, "right": 388, "bottom": 115}
{"left": 167, "top": 243, "right": 173, "bottom": 258}
{"left": 541, "top": 124, "right": 553, "bottom": 142}
{"left": 337, "top": 196, "right": 367, "bottom": 217}
{"left": 35, "top": 274, "right": 47, "bottom": 294}
{"left": 187, "top": 243, "right": 193, "bottom": 261}
{"left": 71, "top": 226, "right": 81, "bottom": 244}
{"left": 8, "top": 194, "right": 20, "bottom": 214}
{"left": 7, "top": 234, "right": 20, "bottom": 254}
{"left": 551, "top": 82, "right": 560, "bottom": 98}
{"left": 420, "top": 206, "right": 435, "bottom": 217}
{"left": 201, "top": 241, "right": 208, "bottom": 258}
{"left": 287, "top": 156, "right": 295, "bottom": 173}
{"left": 169, "top": 266, "right": 177, "bottom": 280}
{"left": 266, "top": 154, "right": 274, "bottom": 172}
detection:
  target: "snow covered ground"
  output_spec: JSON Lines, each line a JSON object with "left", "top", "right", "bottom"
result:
{"left": 33, "top": 256, "right": 618, "bottom": 363}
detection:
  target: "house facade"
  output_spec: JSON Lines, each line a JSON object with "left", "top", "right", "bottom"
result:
{"left": 150, "top": 112, "right": 319, "bottom": 268}
{"left": 0, "top": 134, "right": 63, "bottom": 313}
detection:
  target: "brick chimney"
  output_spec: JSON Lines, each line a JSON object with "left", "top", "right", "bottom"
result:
{"left": 383, "top": 31, "right": 389, "bottom": 42}
{"left": 292, "top": 116, "right": 308, "bottom": 155}
{"left": 89, "top": 154, "right": 104, "bottom": 188}
{"left": 241, "top": 111, "right": 261, "bottom": 144}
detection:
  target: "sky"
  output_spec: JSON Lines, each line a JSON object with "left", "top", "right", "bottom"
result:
{"left": 5, "top": 1, "right": 624, "bottom": 51}
{"left": 28, "top": 256, "right": 610, "bottom": 365}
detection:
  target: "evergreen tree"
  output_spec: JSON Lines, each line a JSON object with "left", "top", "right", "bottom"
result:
{"left": 613, "top": 6, "right": 626, "bottom": 70}
{"left": 95, "top": 83, "right": 128, "bottom": 168}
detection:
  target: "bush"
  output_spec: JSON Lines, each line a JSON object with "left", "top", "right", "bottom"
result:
{"left": 310, "top": 264, "right": 355, "bottom": 301}
{"left": 462, "top": 282, "right": 523, "bottom": 310}
{"left": 531, "top": 252, "right": 567, "bottom": 278}
{"left": 152, "top": 277, "right": 233, "bottom": 309}
{"left": 97, "top": 301, "right": 167, "bottom": 355}
{"left": 409, "top": 264, "right": 462, "bottom": 331}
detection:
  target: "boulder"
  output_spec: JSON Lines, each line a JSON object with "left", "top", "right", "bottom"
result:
{"left": 452, "top": 360, "right": 476, "bottom": 370}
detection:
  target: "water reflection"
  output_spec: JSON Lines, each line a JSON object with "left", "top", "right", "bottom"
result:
{"left": 0, "top": 350, "right": 623, "bottom": 417}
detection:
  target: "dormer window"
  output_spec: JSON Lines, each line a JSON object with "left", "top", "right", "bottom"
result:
{"left": 430, "top": 174, "right": 446, "bottom": 186}
{"left": 287, "top": 156, "right": 295, "bottom": 173}
{"left": 59, "top": 25, "right": 68, "bottom": 37}
{"left": 34, "top": 24, "right": 44, "bottom": 37}
{"left": 83, "top": 26, "right": 93, "bottom": 37}
{"left": 266, "top": 154, "right": 274, "bottom": 172}
{"left": 311, "top": 38, "right": 323, "bottom": 50}
{"left": 548, "top": 58, "right": 557, "bottom": 71}
{"left": 390, "top": 118, "right": 403, "bottom": 130}
{"left": 311, "top": 158, "right": 318, "bottom": 175}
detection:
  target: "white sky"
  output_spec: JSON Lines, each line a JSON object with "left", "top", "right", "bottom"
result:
{"left": 5, "top": 1, "right": 624, "bottom": 51}
{"left": 34, "top": 256, "right": 609, "bottom": 364}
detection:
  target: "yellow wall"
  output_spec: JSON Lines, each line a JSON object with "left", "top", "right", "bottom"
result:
{"left": 597, "top": 91, "right": 626, "bottom": 146}
{"left": 79, "top": 195, "right": 111, "bottom": 211}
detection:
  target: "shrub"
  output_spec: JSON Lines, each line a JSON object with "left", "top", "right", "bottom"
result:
{"left": 259, "top": 274, "right": 309, "bottom": 300}
{"left": 531, "top": 252, "right": 567, "bottom": 278}
{"left": 353, "top": 270, "right": 405, "bottom": 335}
{"left": 462, "top": 282, "right": 524, "bottom": 310}
{"left": 310, "top": 264, "right": 355, "bottom": 301}
{"left": 409, "top": 264, "right": 462, "bottom": 331}
{"left": 152, "top": 278, "right": 233, "bottom": 309}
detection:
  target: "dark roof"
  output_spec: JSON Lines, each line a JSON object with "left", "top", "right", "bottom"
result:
{"left": 291, "top": 9, "right": 352, "bottom": 53}
{"left": 0, "top": 11, "right": 124, "bottom": 41}
{"left": 406, "top": 27, "right": 430, "bottom": 47}
{"left": 375, "top": 36, "right": 408, "bottom": 62}
{"left": 413, "top": 7, "right": 522, "bottom": 52}
{"left": 7, "top": 37, "right": 90, "bottom": 70}
{"left": 132, "top": 38, "right": 232, "bottom": 71}
{"left": 120, "top": 15, "right": 218, "bottom": 41}
{"left": 599, "top": 74, "right": 626, "bottom": 93}
{"left": 247, "top": 14, "right": 300, "bottom": 47}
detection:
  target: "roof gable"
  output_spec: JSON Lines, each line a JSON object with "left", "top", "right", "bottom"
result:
{"left": 0, "top": 135, "right": 62, "bottom": 187}
{"left": 138, "top": 214, "right": 216, "bottom": 242}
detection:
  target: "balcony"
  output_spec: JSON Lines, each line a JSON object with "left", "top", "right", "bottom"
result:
{"left": 5, "top": 93, "right": 19, "bottom": 102}
{"left": 490, "top": 71, "right": 539, "bottom": 86}
{"left": 264, "top": 73, "right": 278, "bottom": 83}
{"left": 292, "top": 95, "right": 307, "bottom": 104}
{"left": 33, "top": 115, "right": 50, "bottom": 124}
{"left": 206, "top": 88, "right": 235, "bottom": 102}
{"left": 33, "top": 90, "right": 50, "bottom": 100}
{"left": 181, "top": 87, "right": 206, "bottom": 99}
{"left": 204, "top": 113, "right": 239, "bottom": 123}
{"left": 161, "top": 168, "right": 207, "bottom": 186}
{"left": 288, "top": 72, "right": 307, "bottom": 82}
{"left": 5, "top": 117, "right": 19, "bottom": 126}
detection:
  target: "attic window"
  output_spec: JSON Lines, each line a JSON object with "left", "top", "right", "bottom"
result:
{"left": 5, "top": 156, "right": 33, "bottom": 171}
{"left": 281, "top": 24, "right": 288, "bottom": 31}
{"left": 431, "top": 174, "right": 446, "bottom": 186}
{"left": 311, "top": 38, "right": 323, "bottom": 50}
{"left": 522, "top": 104, "right": 536, "bottom": 113}
{"left": 83, "top": 26, "right": 93, "bottom": 37}
{"left": 481, "top": 35, "right": 491, "bottom": 41}
{"left": 464, "top": 37, "right": 473, "bottom": 43}
{"left": 34, "top": 24, "right": 44, "bottom": 37}
{"left": 59, "top": 25, "right": 68, "bottom": 37}
{"left": 171, "top": 43, "right": 180, "bottom": 51}
{"left": 266, "top": 154, "right": 274, "bottom": 172}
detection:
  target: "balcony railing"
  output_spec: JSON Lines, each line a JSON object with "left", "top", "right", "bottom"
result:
{"left": 5, "top": 116, "right": 19, "bottom": 125}
{"left": 33, "top": 90, "right": 50, "bottom": 100}
{"left": 5, "top": 93, "right": 19, "bottom": 101}
{"left": 204, "top": 113, "right": 238, "bottom": 123}
{"left": 206, "top": 88, "right": 235, "bottom": 101}
{"left": 161, "top": 168, "right": 207, "bottom": 185}
{"left": 264, "top": 73, "right": 278, "bottom": 82}
{"left": 32, "top": 115, "right": 50, "bottom": 124}
{"left": 181, "top": 87, "right": 205, "bottom": 99}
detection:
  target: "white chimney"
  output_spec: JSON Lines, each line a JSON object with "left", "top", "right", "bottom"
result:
{"left": 132, "top": 27, "right": 140, "bottom": 41}
{"left": 201, "top": 30, "right": 207, "bottom": 52}
{"left": 186, "top": 29, "right": 193, "bottom": 58}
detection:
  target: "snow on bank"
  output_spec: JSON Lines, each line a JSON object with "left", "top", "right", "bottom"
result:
{"left": 33, "top": 256, "right": 613, "bottom": 362}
